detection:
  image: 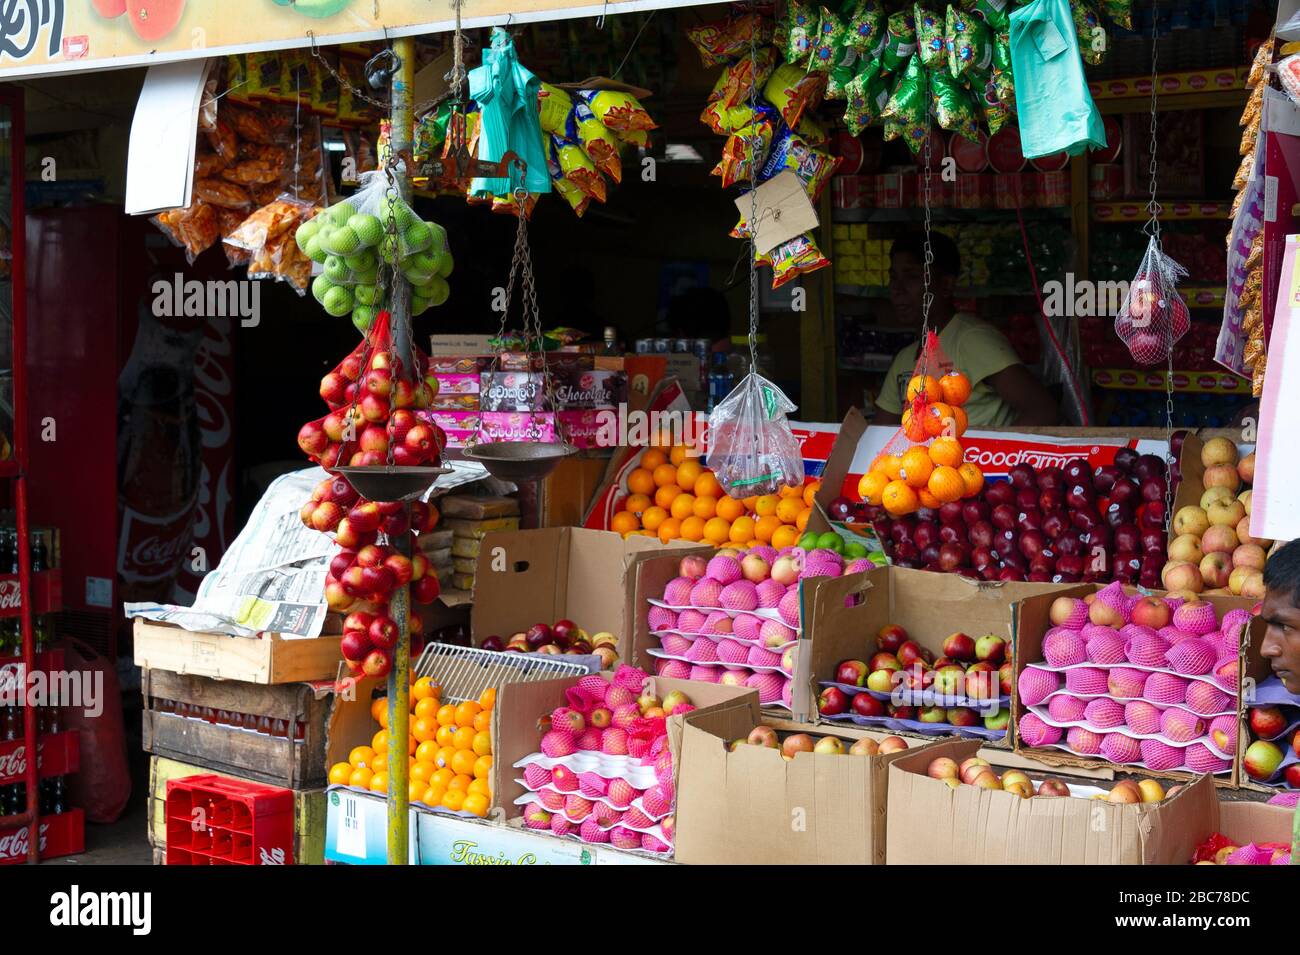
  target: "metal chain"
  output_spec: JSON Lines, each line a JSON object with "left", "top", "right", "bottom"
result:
{"left": 746, "top": 0, "right": 759, "bottom": 374}
{"left": 308, "top": 32, "right": 392, "bottom": 110}
{"left": 919, "top": 118, "right": 935, "bottom": 379}
{"left": 1144, "top": 13, "right": 1161, "bottom": 241}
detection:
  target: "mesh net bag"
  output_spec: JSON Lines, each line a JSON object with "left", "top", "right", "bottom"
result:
{"left": 705, "top": 372, "right": 804, "bottom": 497}
{"left": 1113, "top": 236, "right": 1190, "bottom": 366}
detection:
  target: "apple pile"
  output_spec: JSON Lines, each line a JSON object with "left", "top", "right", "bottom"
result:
{"left": 924, "top": 755, "right": 1173, "bottom": 803}
{"left": 478, "top": 620, "right": 620, "bottom": 670}
{"left": 1166, "top": 436, "right": 1266, "bottom": 598}
{"left": 518, "top": 668, "right": 684, "bottom": 854}
{"left": 818, "top": 625, "right": 1013, "bottom": 737}
{"left": 732, "top": 724, "right": 909, "bottom": 758}
{"left": 1016, "top": 583, "right": 1244, "bottom": 775}
{"left": 1193, "top": 832, "right": 1292, "bottom": 865}
{"left": 1241, "top": 703, "right": 1300, "bottom": 788}
{"left": 862, "top": 449, "right": 1171, "bottom": 585}
{"left": 647, "top": 547, "right": 875, "bottom": 708}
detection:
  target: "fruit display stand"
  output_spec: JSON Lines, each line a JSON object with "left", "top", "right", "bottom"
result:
{"left": 885, "top": 737, "right": 1219, "bottom": 865}
{"left": 147, "top": 755, "right": 326, "bottom": 866}
{"left": 133, "top": 619, "right": 347, "bottom": 685}
{"left": 1012, "top": 584, "right": 1263, "bottom": 787}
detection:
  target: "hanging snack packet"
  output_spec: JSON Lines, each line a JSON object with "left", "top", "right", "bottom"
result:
{"left": 930, "top": 69, "right": 981, "bottom": 142}
{"left": 879, "top": 10, "right": 918, "bottom": 73}
{"left": 1247, "top": 36, "right": 1274, "bottom": 89}
{"left": 989, "top": 65, "right": 1015, "bottom": 107}
{"left": 946, "top": 5, "right": 993, "bottom": 78}
{"left": 881, "top": 54, "right": 930, "bottom": 149}
{"left": 757, "top": 232, "right": 830, "bottom": 289}
{"left": 538, "top": 83, "right": 574, "bottom": 134}
{"left": 712, "top": 45, "right": 780, "bottom": 108}
{"left": 797, "top": 112, "right": 831, "bottom": 146}
{"left": 964, "top": 0, "right": 1010, "bottom": 30}
{"left": 845, "top": 0, "right": 886, "bottom": 55}
{"left": 569, "top": 101, "right": 622, "bottom": 183}
{"left": 153, "top": 203, "right": 220, "bottom": 264}
{"left": 844, "top": 64, "right": 892, "bottom": 134}
{"left": 1099, "top": 0, "right": 1130, "bottom": 29}
{"left": 579, "top": 90, "right": 658, "bottom": 131}
{"left": 713, "top": 119, "right": 775, "bottom": 187}
{"left": 809, "top": 6, "right": 848, "bottom": 72}
{"left": 687, "top": 11, "right": 773, "bottom": 66}
{"left": 758, "top": 127, "right": 841, "bottom": 201}
{"left": 915, "top": 4, "right": 948, "bottom": 67}
{"left": 764, "top": 62, "right": 826, "bottom": 129}
{"left": 991, "top": 29, "right": 1011, "bottom": 71}
{"left": 616, "top": 128, "right": 651, "bottom": 149}
{"left": 551, "top": 135, "right": 607, "bottom": 202}
{"left": 979, "top": 78, "right": 1013, "bottom": 133}
{"left": 786, "top": 0, "right": 819, "bottom": 65}
{"left": 548, "top": 142, "right": 591, "bottom": 216}
{"left": 1072, "top": 1, "right": 1107, "bottom": 67}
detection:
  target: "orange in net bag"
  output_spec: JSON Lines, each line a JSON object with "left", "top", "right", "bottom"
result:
{"left": 857, "top": 330, "right": 981, "bottom": 516}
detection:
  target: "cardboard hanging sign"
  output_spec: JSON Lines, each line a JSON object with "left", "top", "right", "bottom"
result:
{"left": 736, "top": 170, "right": 820, "bottom": 256}
{"left": 554, "top": 76, "right": 654, "bottom": 99}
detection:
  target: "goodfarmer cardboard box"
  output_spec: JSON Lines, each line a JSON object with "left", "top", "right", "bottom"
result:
{"left": 674, "top": 709, "right": 933, "bottom": 865}
{"left": 886, "top": 737, "right": 1219, "bottom": 864}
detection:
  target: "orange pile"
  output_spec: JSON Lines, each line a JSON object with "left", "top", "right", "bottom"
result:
{"left": 611, "top": 442, "right": 820, "bottom": 549}
{"left": 327, "top": 677, "right": 495, "bottom": 818}
{"left": 857, "top": 372, "right": 983, "bottom": 516}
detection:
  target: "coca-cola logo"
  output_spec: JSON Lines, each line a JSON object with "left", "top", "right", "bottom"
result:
{"left": 0, "top": 579, "right": 19, "bottom": 610}
{"left": 130, "top": 531, "right": 192, "bottom": 570}
{"left": 0, "top": 745, "right": 26, "bottom": 777}
{"left": 0, "top": 821, "right": 47, "bottom": 859}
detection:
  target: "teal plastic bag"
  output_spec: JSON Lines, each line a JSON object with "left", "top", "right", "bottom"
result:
{"left": 469, "top": 27, "right": 552, "bottom": 198}
{"left": 1008, "top": 0, "right": 1105, "bottom": 158}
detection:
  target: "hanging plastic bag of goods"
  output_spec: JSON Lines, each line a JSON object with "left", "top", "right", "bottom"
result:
{"left": 1112, "top": 236, "right": 1190, "bottom": 366}
{"left": 706, "top": 373, "right": 805, "bottom": 498}
{"left": 469, "top": 27, "right": 552, "bottom": 200}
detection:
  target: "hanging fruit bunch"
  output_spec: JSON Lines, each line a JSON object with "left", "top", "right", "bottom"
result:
{"left": 297, "top": 316, "right": 448, "bottom": 678}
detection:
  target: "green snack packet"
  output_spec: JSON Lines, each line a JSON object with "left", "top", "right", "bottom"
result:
{"left": 810, "top": 6, "right": 848, "bottom": 72}
{"left": 1100, "top": 0, "right": 1131, "bottom": 28}
{"left": 930, "top": 68, "right": 981, "bottom": 143}
{"left": 915, "top": 4, "right": 947, "bottom": 68}
{"left": 989, "top": 66, "right": 1015, "bottom": 109}
{"left": 1073, "top": 1, "right": 1107, "bottom": 66}
{"left": 787, "top": 0, "right": 819, "bottom": 65}
{"left": 879, "top": 10, "right": 917, "bottom": 73}
{"left": 844, "top": 62, "right": 892, "bottom": 135}
{"left": 946, "top": 5, "right": 993, "bottom": 79}
{"left": 991, "top": 30, "right": 1010, "bottom": 72}
{"left": 845, "top": 0, "right": 886, "bottom": 56}
{"left": 881, "top": 53, "right": 929, "bottom": 151}
{"left": 963, "top": 0, "right": 1010, "bottom": 30}
{"left": 978, "top": 78, "right": 1012, "bottom": 134}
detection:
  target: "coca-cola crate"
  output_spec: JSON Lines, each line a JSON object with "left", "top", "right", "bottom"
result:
{"left": 0, "top": 808, "right": 84, "bottom": 864}
{"left": 133, "top": 619, "right": 343, "bottom": 684}
{"left": 0, "top": 730, "right": 80, "bottom": 785}
{"left": 0, "top": 570, "right": 62, "bottom": 618}
{"left": 141, "top": 668, "right": 333, "bottom": 788}
{"left": 165, "top": 774, "right": 294, "bottom": 865}
{"left": 0, "top": 648, "right": 64, "bottom": 671}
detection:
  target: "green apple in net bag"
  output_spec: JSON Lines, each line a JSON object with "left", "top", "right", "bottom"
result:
{"left": 354, "top": 283, "right": 379, "bottom": 306}
{"left": 311, "top": 273, "right": 335, "bottom": 305}
{"left": 352, "top": 306, "right": 375, "bottom": 333}
{"left": 344, "top": 249, "right": 377, "bottom": 273}
{"left": 322, "top": 285, "right": 355, "bottom": 317}
{"left": 348, "top": 213, "right": 384, "bottom": 248}
{"left": 328, "top": 200, "right": 357, "bottom": 225}
{"left": 423, "top": 276, "right": 450, "bottom": 307}
{"left": 324, "top": 255, "right": 354, "bottom": 284}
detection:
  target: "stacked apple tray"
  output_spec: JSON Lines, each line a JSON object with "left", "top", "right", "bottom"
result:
{"left": 815, "top": 677, "right": 1008, "bottom": 742}
{"left": 1244, "top": 678, "right": 1300, "bottom": 789}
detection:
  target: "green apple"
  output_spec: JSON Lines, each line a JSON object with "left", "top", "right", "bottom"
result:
{"left": 322, "top": 285, "right": 354, "bottom": 317}
{"left": 348, "top": 213, "right": 383, "bottom": 248}
{"left": 311, "top": 273, "right": 335, "bottom": 304}
{"left": 352, "top": 306, "right": 375, "bottom": 333}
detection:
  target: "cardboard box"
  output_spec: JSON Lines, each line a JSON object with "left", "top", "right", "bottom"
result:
{"left": 490, "top": 672, "right": 760, "bottom": 826}
{"left": 323, "top": 786, "right": 418, "bottom": 865}
{"left": 1237, "top": 618, "right": 1292, "bottom": 793}
{"left": 428, "top": 335, "right": 494, "bottom": 356}
{"left": 675, "top": 709, "right": 929, "bottom": 865}
{"left": 415, "top": 812, "right": 670, "bottom": 865}
{"left": 1012, "top": 583, "right": 1264, "bottom": 785}
{"left": 1215, "top": 798, "right": 1296, "bottom": 847}
{"left": 885, "top": 737, "right": 1219, "bottom": 864}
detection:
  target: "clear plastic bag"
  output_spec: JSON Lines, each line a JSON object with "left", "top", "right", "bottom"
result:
{"left": 1113, "top": 236, "right": 1190, "bottom": 366}
{"left": 705, "top": 372, "right": 805, "bottom": 497}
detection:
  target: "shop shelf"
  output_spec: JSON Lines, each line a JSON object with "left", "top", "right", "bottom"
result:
{"left": 1092, "top": 200, "right": 1232, "bottom": 222}
{"left": 164, "top": 774, "right": 294, "bottom": 866}
{"left": 833, "top": 207, "right": 1070, "bottom": 224}
{"left": 1091, "top": 68, "right": 1248, "bottom": 114}
{"left": 1091, "top": 368, "right": 1251, "bottom": 394}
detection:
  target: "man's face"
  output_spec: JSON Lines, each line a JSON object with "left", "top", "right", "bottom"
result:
{"left": 1259, "top": 587, "right": 1300, "bottom": 694}
{"left": 888, "top": 250, "right": 954, "bottom": 321}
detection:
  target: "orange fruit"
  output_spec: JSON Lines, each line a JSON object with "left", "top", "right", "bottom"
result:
{"left": 627, "top": 468, "right": 655, "bottom": 496}
{"left": 676, "top": 460, "right": 703, "bottom": 491}
{"left": 795, "top": 507, "right": 812, "bottom": 532}
{"left": 692, "top": 495, "right": 718, "bottom": 520}
{"left": 430, "top": 767, "right": 455, "bottom": 789}
{"left": 779, "top": 483, "right": 802, "bottom": 498}
{"left": 640, "top": 448, "right": 667, "bottom": 471}
{"left": 657, "top": 518, "right": 683, "bottom": 543}
{"left": 652, "top": 463, "right": 679, "bottom": 487}
{"left": 741, "top": 495, "right": 759, "bottom": 512}
{"left": 349, "top": 745, "right": 376, "bottom": 769}
{"left": 924, "top": 402, "right": 954, "bottom": 438}
{"left": 373, "top": 706, "right": 389, "bottom": 731}
{"left": 463, "top": 793, "right": 490, "bottom": 817}
{"left": 775, "top": 496, "right": 802, "bottom": 524}
{"left": 950, "top": 405, "right": 968, "bottom": 437}
{"left": 473, "top": 711, "right": 492, "bottom": 734}
{"left": 413, "top": 696, "right": 440, "bottom": 721}
{"left": 716, "top": 496, "right": 745, "bottom": 522}
{"left": 624, "top": 493, "right": 652, "bottom": 516}
{"left": 436, "top": 703, "right": 457, "bottom": 727}
{"left": 452, "top": 725, "right": 476, "bottom": 750}
{"left": 694, "top": 472, "right": 723, "bottom": 499}
{"left": 449, "top": 774, "right": 473, "bottom": 792}
{"left": 958, "top": 462, "right": 984, "bottom": 497}
{"left": 670, "top": 493, "right": 696, "bottom": 521}
{"left": 473, "top": 754, "right": 493, "bottom": 779}
{"left": 478, "top": 687, "right": 496, "bottom": 710}
{"left": 415, "top": 740, "right": 438, "bottom": 764}
{"left": 729, "top": 516, "right": 756, "bottom": 544}
{"left": 901, "top": 409, "right": 929, "bottom": 443}
{"left": 900, "top": 447, "right": 934, "bottom": 489}
{"left": 441, "top": 789, "right": 466, "bottom": 812}
{"left": 654, "top": 484, "right": 682, "bottom": 509}
{"left": 435, "top": 745, "right": 457, "bottom": 769}
{"left": 472, "top": 731, "right": 493, "bottom": 756}
{"left": 451, "top": 748, "right": 478, "bottom": 777}
{"left": 368, "top": 772, "right": 388, "bottom": 793}
{"left": 411, "top": 677, "right": 438, "bottom": 703}
{"left": 882, "top": 480, "right": 919, "bottom": 516}
{"left": 669, "top": 445, "right": 693, "bottom": 466}
{"left": 679, "top": 516, "right": 706, "bottom": 542}
{"left": 755, "top": 515, "right": 782, "bottom": 543}
{"left": 611, "top": 511, "right": 640, "bottom": 535}
{"left": 907, "top": 375, "right": 941, "bottom": 403}
{"left": 411, "top": 761, "right": 436, "bottom": 784}
{"left": 408, "top": 779, "right": 426, "bottom": 802}
{"left": 467, "top": 777, "right": 491, "bottom": 798}
{"left": 405, "top": 734, "right": 417, "bottom": 755}
{"left": 703, "top": 517, "right": 732, "bottom": 544}
{"left": 412, "top": 716, "right": 438, "bottom": 743}
{"left": 435, "top": 724, "right": 457, "bottom": 748}
{"left": 454, "top": 701, "right": 482, "bottom": 728}
{"left": 329, "top": 762, "right": 353, "bottom": 785}
{"left": 348, "top": 766, "right": 374, "bottom": 789}
{"left": 754, "top": 494, "right": 780, "bottom": 517}
{"left": 641, "top": 506, "right": 668, "bottom": 532}
{"left": 771, "top": 525, "right": 800, "bottom": 549}
{"left": 939, "top": 371, "right": 972, "bottom": 406}
{"left": 422, "top": 784, "right": 447, "bottom": 806}
{"left": 928, "top": 466, "right": 965, "bottom": 503}
{"left": 802, "top": 481, "right": 821, "bottom": 507}
{"left": 370, "top": 698, "right": 387, "bottom": 723}
{"left": 917, "top": 488, "right": 943, "bottom": 509}
{"left": 928, "top": 436, "right": 964, "bottom": 468}
{"left": 879, "top": 455, "right": 904, "bottom": 481}
{"left": 371, "top": 730, "right": 388, "bottom": 753}
{"left": 858, "top": 470, "right": 890, "bottom": 505}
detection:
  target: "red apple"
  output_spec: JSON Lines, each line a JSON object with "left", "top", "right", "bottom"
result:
{"left": 361, "top": 647, "right": 393, "bottom": 679}
{"left": 411, "top": 575, "right": 441, "bottom": 604}
{"left": 851, "top": 693, "right": 885, "bottom": 718}
{"left": 836, "top": 660, "right": 870, "bottom": 686}
{"left": 897, "top": 640, "right": 926, "bottom": 667}
{"left": 368, "top": 614, "right": 399, "bottom": 650}
{"left": 877, "top": 624, "right": 909, "bottom": 652}
{"left": 1250, "top": 706, "right": 1286, "bottom": 740}
{"left": 975, "top": 634, "right": 1006, "bottom": 665}
{"left": 942, "top": 632, "right": 976, "bottom": 662}
{"left": 339, "top": 629, "right": 372, "bottom": 664}
{"left": 818, "top": 686, "right": 849, "bottom": 716}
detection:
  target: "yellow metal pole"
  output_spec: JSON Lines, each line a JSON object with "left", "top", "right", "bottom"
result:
{"left": 386, "top": 34, "right": 417, "bottom": 867}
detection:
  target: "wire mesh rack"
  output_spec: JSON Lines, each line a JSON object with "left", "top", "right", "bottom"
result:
{"left": 412, "top": 643, "right": 594, "bottom": 704}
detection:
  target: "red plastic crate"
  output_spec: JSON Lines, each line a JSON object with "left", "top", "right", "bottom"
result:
{"left": 165, "top": 775, "right": 294, "bottom": 865}
{"left": 0, "top": 730, "right": 80, "bottom": 784}
{"left": 0, "top": 570, "right": 62, "bottom": 618}
{"left": 0, "top": 809, "right": 84, "bottom": 864}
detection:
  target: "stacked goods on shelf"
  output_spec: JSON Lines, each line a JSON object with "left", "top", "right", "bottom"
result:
{"left": 327, "top": 680, "right": 497, "bottom": 818}
{"left": 831, "top": 223, "right": 891, "bottom": 287}
{"left": 440, "top": 495, "right": 521, "bottom": 593}
{"left": 818, "top": 623, "right": 1012, "bottom": 738}
{"left": 475, "top": 354, "right": 627, "bottom": 449}
{"left": 645, "top": 547, "right": 874, "bottom": 711}
{"left": 1014, "top": 583, "right": 1262, "bottom": 780}
{"left": 1167, "top": 434, "right": 1265, "bottom": 598}
{"left": 424, "top": 355, "right": 487, "bottom": 449}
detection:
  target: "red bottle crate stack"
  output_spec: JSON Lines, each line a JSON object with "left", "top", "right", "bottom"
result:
{"left": 165, "top": 775, "right": 295, "bottom": 865}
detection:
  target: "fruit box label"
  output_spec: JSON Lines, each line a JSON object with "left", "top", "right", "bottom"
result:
{"left": 479, "top": 373, "right": 551, "bottom": 412}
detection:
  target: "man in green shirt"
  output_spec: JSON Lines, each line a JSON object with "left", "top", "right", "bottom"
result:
{"left": 873, "top": 233, "right": 1059, "bottom": 428}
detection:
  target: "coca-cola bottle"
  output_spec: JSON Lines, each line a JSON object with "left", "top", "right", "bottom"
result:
{"left": 117, "top": 292, "right": 203, "bottom": 605}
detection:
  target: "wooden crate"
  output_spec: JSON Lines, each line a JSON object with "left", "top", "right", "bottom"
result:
{"left": 134, "top": 619, "right": 343, "bottom": 684}
{"left": 147, "top": 755, "right": 325, "bottom": 865}
{"left": 142, "top": 669, "right": 333, "bottom": 789}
